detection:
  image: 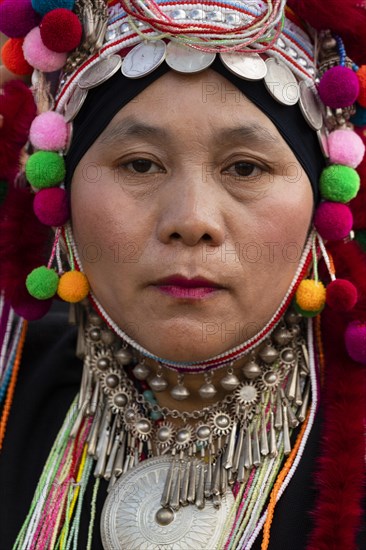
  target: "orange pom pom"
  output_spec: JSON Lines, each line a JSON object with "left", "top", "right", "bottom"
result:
{"left": 57, "top": 271, "right": 89, "bottom": 303}
{"left": 295, "top": 279, "right": 326, "bottom": 312}
{"left": 357, "top": 65, "right": 366, "bottom": 107}
{"left": 1, "top": 38, "right": 33, "bottom": 76}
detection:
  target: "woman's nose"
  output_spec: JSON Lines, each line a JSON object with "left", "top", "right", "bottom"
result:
{"left": 156, "top": 171, "right": 226, "bottom": 247}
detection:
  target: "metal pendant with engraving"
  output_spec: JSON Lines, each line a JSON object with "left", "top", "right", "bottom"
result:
{"left": 317, "top": 125, "right": 329, "bottom": 158}
{"left": 299, "top": 81, "right": 323, "bottom": 130}
{"left": 264, "top": 58, "right": 299, "bottom": 106}
{"left": 64, "top": 86, "right": 88, "bottom": 122}
{"left": 101, "top": 456, "right": 234, "bottom": 550}
{"left": 219, "top": 52, "right": 267, "bottom": 81}
{"left": 165, "top": 42, "right": 216, "bottom": 73}
{"left": 78, "top": 55, "right": 122, "bottom": 90}
{"left": 122, "top": 40, "right": 167, "bottom": 78}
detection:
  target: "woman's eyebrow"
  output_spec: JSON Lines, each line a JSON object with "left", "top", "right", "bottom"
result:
{"left": 97, "top": 116, "right": 279, "bottom": 149}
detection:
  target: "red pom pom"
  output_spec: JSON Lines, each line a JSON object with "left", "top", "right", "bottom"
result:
{"left": 1, "top": 38, "right": 33, "bottom": 76}
{"left": 33, "top": 187, "right": 70, "bottom": 226}
{"left": 318, "top": 66, "right": 360, "bottom": 109}
{"left": 0, "top": 0, "right": 40, "bottom": 38}
{"left": 326, "top": 279, "right": 358, "bottom": 311}
{"left": 11, "top": 282, "right": 52, "bottom": 320}
{"left": 314, "top": 202, "right": 353, "bottom": 241}
{"left": 40, "top": 9, "right": 82, "bottom": 53}
{"left": 357, "top": 65, "right": 366, "bottom": 108}
{"left": 345, "top": 321, "right": 366, "bottom": 364}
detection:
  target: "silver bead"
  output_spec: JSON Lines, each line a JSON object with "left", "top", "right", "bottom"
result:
{"left": 132, "top": 363, "right": 151, "bottom": 380}
{"left": 155, "top": 507, "right": 174, "bottom": 526}
{"left": 114, "top": 348, "right": 133, "bottom": 365}
{"left": 113, "top": 393, "right": 128, "bottom": 407}
{"left": 226, "top": 13, "right": 241, "bottom": 26}
{"left": 89, "top": 328, "right": 101, "bottom": 342}
{"left": 170, "top": 8, "right": 186, "bottom": 19}
{"left": 206, "top": 10, "right": 225, "bottom": 22}
{"left": 89, "top": 313, "right": 103, "bottom": 326}
{"left": 101, "top": 329, "right": 116, "bottom": 345}
{"left": 242, "top": 359, "right": 262, "bottom": 379}
{"left": 106, "top": 374, "right": 119, "bottom": 388}
{"left": 196, "top": 425, "right": 211, "bottom": 441}
{"left": 170, "top": 383, "right": 190, "bottom": 401}
{"left": 120, "top": 22, "right": 130, "bottom": 33}
{"left": 286, "top": 47, "right": 298, "bottom": 59}
{"left": 280, "top": 348, "right": 296, "bottom": 364}
{"left": 105, "top": 28, "right": 117, "bottom": 41}
{"left": 199, "top": 382, "right": 217, "bottom": 399}
{"left": 157, "top": 425, "right": 173, "bottom": 443}
{"left": 263, "top": 371, "right": 278, "bottom": 385}
{"left": 220, "top": 372, "right": 240, "bottom": 391}
{"left": 97, "top": 357, "right": 110, "bottom": 370}
{"left": 189, "top": 8, "right": 205, "bottom": 20}
{"left": 272, "top": 327, "right": 292, "bottom": 346}
{"left": 259, "top": 344, "right": 279, "bottom": 364}
{"left": 149, "top": 374, "right": 168, "bottom": 392}
{"left": 298, "top": 57, "right": 308, "bottom": 67}
{"left": 276, "top": 37, "right": 286, "bottom": 49}
{"left": 285, "top": 310, "right": 302, "bottom": 325}
{"left": 134, "top": 419, "right": 152, "bottom": 439}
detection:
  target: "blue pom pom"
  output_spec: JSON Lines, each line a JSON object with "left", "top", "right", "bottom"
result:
{"left": 350, "top": 103, "right": 366, "bottom": 127}
{"left": 31, "top": 0, "right": 75, "bottom": 16}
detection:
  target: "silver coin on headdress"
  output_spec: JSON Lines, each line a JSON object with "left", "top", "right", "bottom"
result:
{"left": 317, "top": 125, "right": 329, "bottom": 158}
{"left": 264, "top": 58, "right": 299, "bottom": 106}
{"left": 78, "top": 55, "right": 122, "bottom": 89}
{"left": 165, "top": 41, "right": 216, "bottom": 73}
{"left": 298, "top": 81, "right": 323, "bottom": 130}
{"left": 219, "top": 52, "right": 267, "bottom": 81}
{"left": 64, "top": 86, "right": 88, "bottom": 122}
{"left": 122, "top": 40, "right": 167, "bottom": 78}
{"left": 101, "top": 456, "right": 234, "bottom": 550}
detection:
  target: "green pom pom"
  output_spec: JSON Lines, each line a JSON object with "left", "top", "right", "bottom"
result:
{"left": 319, "top": 165, "right": 360, "bottom": 203}
{"left": 26, "top": 266, "right": 59, "bottom": 299}
{"left": 294, "top": 301, "right": 324, "bottom": 318}
{"left": 25, "top": 151, "right": 65, "bottom": 189}
{"left": 0, "top": 180, "right": 8, "bottom": 204}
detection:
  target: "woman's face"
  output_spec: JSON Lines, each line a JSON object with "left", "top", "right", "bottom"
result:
{"left": 71, "top": 69, "right": 313, "bottom": 361}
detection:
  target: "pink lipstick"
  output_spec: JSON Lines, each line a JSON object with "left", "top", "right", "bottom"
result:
{"left": 153, "top": 275, "right": 223, "bottom": 299}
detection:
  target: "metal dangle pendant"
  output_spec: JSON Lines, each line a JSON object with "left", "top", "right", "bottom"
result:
{"left": 220, "top": 367, "right": 240, "bottom": 391}
{"left": 78, "top": 55, "right": 122, "bottom": 89}
{"left": 64, "top": 85, "right": 88, "bottom": 122}
{"left": 298, "top": 80, "right": 323, "bottom": 130}
{"left": 101, "top": 456, "right": 235, "bottom": 550}
{"left": 219, "top": 52, "right": 267, "bottom": 81}
{"left": 264, "top": 58, "right": 299, "bottom": 106}
{"left": 165, "top": 41, "right": 216, "bottom": 73}
{"left": 149, "top": 366, "right": 168, "bottom": 392}
{"left": 198, "top": 372, "right": 217, "bottom": 399}
{"left": 170, "top": 373, "right": 190, "bottom": 400}
{"left": 122, "top": 40, "right": 167, "bottom": 78}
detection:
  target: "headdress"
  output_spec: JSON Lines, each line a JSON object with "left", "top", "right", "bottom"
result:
{"left": 0, "top": 1, "right": 366, "bottom": 549}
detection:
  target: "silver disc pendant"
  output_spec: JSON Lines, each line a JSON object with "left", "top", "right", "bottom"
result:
{"left": 264, "top": 58, "right": 299, "bottom": 106}
{"left": 298, "top": 80, "right": 323, "bottom": 130}
{"left": 165, "top": 41, "right": 216, "bottom": 73}
{"left": 78, "top": 55, "right": 122, "bottom": 89}
{"left": 64, "top": 86, "right": 88, "bottom": 122}
{"left": 122, "top": 40, "right": 167, "bottom": 78}
{"left": 219, "top": 52, "right": 267, "bottom": 81}
{"left": 101, "top": 456, "right": 234, "bottom": 550}
{"left": 317, "top": 125, "right": 329, "bottom": 158}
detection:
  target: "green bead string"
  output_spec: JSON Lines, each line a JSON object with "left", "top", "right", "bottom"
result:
{"left": 13, "top": 397, "right": 79, "bottom": 549}
{"left": 86, "top": 477, "right": 101, "bottom": 550}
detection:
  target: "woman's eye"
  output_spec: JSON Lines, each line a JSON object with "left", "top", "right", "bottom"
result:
{"left": 123, "top": 159, "right": 163, "bottom": 174}
{"left": 224, "top": 162, "right": 261, "bottom": 178}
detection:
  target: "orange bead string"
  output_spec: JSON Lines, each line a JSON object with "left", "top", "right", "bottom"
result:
{"left": 315, "top": 315, "right": 326, "bottom": 386}
{"left": 261, "top": 409, "right": 311, "bottom": 550}
{"left": 0, "top": 320, "right": 28, "bottom": 451}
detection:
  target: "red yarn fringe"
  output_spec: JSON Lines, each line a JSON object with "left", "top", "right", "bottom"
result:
{"left": 308, "top": 241, "right": 366, "bottom": 549}
{"left": 288, "top": 0, "right": 366, "bottom": 66}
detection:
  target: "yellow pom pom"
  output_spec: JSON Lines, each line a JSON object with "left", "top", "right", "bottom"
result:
{"left": 296, "top": 279, "right": 326, "bottom": 312}
{"left": 57, "top": 271, "right": 89, "bottom": 303}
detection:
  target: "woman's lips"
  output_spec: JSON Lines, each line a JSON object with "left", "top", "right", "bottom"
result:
{"left": 152, "top": 275, "right": 224, "bottom": 299}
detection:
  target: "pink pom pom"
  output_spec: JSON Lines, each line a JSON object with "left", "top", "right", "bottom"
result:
{"left": 326, "top": 279, "right": 358, "bottom": 311}
{"left": 328, "top": 129, "right": 365, "bottom": 168}
{"left": 23, "top": 27, "right": 67, "bottom": 72}
{"left": 30, "top": 112, "right": 68, "bottom": 151}
{"left": 318, "top": 66, "right": 360, "bottom": 109}
{"left": 33, "top": 187, "right": 69, "bottom": 226}
{"left": 0, "top": 0, "right": 40, "bottom": 38}
{"left": 11, "top": 283, "right": 52, "bottom": 320}
{"left": 314, "top": 202, "right": 353, "bottom": 241}
{"left": 345, "top": 321, "right": 366, "bottom": 364}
